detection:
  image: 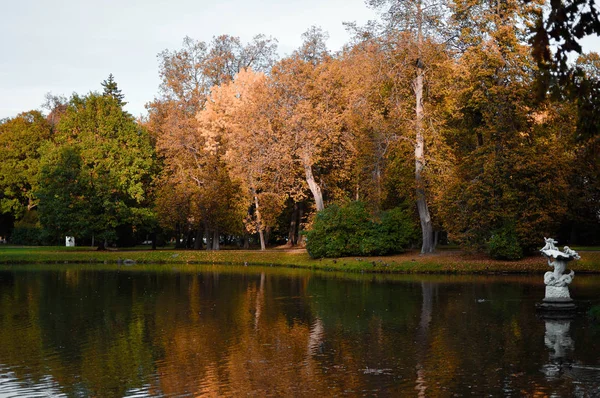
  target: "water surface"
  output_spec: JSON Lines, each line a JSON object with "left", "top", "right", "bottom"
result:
{"left": 1, "top": 265, "right": 599, "bottom": 396}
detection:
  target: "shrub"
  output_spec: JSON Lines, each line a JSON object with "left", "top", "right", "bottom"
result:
{"left": 9, "top": 210, "right": 56, "bottom": 246}
{"left": 487, "top": 224, "right": 523, "bottom": 260}
{"left": 9, "top": 226, "right": 55, "bottom": 246}
{"left": 305, "top": 201, "right": 416, "bottom": 258}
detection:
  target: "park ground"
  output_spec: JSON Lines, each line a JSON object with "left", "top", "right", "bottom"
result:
{"left": 1, "top": 245, "right": 600, "bottom": 274}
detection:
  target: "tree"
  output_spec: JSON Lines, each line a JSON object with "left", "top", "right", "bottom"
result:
{"left": 560, "top": 52, "right": 600, "bottom": 244}
{"left": 147, "top": 35, "right": 278, "bottom": 248}
{"left": 199, "top": 69, "right": 291, "bottom": 250}
{"left": 530, "top": 0, "right": 600, "bottom": 75}
{"left": 367, "top": 0, "right": 451, "bottom": 254}
{"left": 101, "top": 73, "right": 127, "bottom": 106}
{"left": 439, "top": 0, "right": 574, "bottom": 255}
{"left": 42, "top": 93, "right": 68, "bottom": 128}
{"left": 0, "top": 111, "right": 52, "bottom": 221}
{"left": 265, "top": 28, "right": 352, "bottom": 213}
{"left": 36, "top": 93, "right": 157, "bottom": 248}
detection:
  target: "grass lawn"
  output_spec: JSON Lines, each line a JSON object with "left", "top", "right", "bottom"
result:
{"left": 1, "top": 245, "right": 599, "bottom": 274}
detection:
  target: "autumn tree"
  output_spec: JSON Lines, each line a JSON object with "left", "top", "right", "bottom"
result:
{"left": 198, "top": 69, "right": 293, "bottom": 250}
{"left": 438, "top": 0, "right": 575, "bottom": 257}
{"left": 266, "top": 27, "right": 353, "bottom": 213}
{"left": 530, "top": 0, "right": 600, "bottom": 80}
{"left": 42, "top": 93, "right": 69, "bottom": 128}
{"left": 147, "top": 35, "right": 277, "bottom": 248}
{"left": 560, "top": 52, "right": 600, "bottom": 244}
{"left": 340, "top": 33, "right": 450, "bottom": 216}
{"left": 366, "top": 0, "right": 451, "bottom": 254}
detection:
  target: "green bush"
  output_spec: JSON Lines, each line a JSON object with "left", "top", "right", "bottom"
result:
{"left": 305, "top": 202, "right": 416, "bottom": 258}
{"left": 9, "top": 210, "right": 57, "bottom": 246}
{"left": 487, "top": 224, "right": 523, "bottom": 260}
{"left": 9, "top": 226, "right": 55, "bottom": 246}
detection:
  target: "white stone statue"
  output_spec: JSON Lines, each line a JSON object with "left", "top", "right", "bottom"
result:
{"left": 540, "top": 238, "right": 580, "bottom": 301}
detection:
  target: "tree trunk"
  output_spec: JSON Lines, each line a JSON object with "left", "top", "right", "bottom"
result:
{"left": 297, "top": 201, "right": 306, "bottom": 246}
{"left": 252, "top": 188, "right": 266, "bottom": 251}
{"left": 207, "top": 230, "right": 213, "bottom": 250}
{"left": 175, "top": 223, "right": 183, "bottom": 248}
{"left": 303, "top": 160, "right": 324, "bottom": 212}
{"left": 193, "top": 227, "right": 203, "bottom": 250}
{"left": 374, "top": 163, "right": 381, "bottom": 209}
{"left": 186, "top": 230, "right": 194, "bottom": 248}
{"left": 414, "top": 0, "right": 434, "bottom": 255}
{"left": 243, "top": 232, "right": 250, "bottom": 249}
{"left": 258, "top": 229, "right": 266, "bottom": 250}
{"left": 204, "top": 217, "right": 211, "bottom": 251}
{"left": 287, "top": 202, "right": 299, "bottom": 246}
{"left": 212, "top": 229, "right": 220, "bottom": 250}
{"left": 96, "top": 239, "right": 106, "bottom": 251}
{"left": 265, "top": 226, "right": 271, "bottom": 247}
{"left": 151, "top": 231, "right": 157, "bottom": 250}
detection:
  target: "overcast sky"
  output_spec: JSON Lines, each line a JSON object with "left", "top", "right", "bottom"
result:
{"left": 1, "top": 0, "right": 598, "bottom": 120}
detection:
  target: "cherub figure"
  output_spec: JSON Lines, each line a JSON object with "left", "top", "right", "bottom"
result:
{"left": 562, "top": 246, "right": 581, "bottom": 260}
{"left": 541, "top": 237, "right": 558, "bottom": 252}
{"left": 540, "top": 239, "right": 579, "bottom": 288}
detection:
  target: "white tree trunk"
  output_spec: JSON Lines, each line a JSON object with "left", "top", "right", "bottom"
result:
{"left": 415, "top": 282, "right": 434, "bottom": 396}
{"left": 414, "top": 0, "right": 434, "bottom": 254}
{"left": 303, "top": 160, "right": 324, "bottom": 212}
{"left": 252, "top": 189, "right": 266, "bottom": 250}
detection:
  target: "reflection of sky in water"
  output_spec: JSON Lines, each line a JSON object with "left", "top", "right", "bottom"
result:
{"left": 0, "top": 370, "right": 64, "bottom": 397}
{"left": 0, "top": 267, "right": 599, "bottom": 396}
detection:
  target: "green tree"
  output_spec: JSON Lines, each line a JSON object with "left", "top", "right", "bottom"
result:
{"left": 36, "top": 93, "right": 156, "bottom": 248}
{"left": 0, "top": 111, "right": 52, "bottom": 220}
{"left": 101, "top": 73, "right": 127, "bottom": 106}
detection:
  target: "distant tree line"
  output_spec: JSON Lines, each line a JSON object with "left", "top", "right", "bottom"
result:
{"left": 1, "top": 0, "right": 599, "bottom": 258}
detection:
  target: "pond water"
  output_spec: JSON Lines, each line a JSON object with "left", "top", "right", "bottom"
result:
{"left": 0, "top": 265, "right": 599, "bottom": 397}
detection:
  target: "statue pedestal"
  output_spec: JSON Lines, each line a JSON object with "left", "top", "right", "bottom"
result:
{"left": 537, "top": 284, "right": 576, "bottom": 317}
{"left": 545, "top": 285, "right": 571, "bottom": 299}
{"left": 537, "top": 296, "right": 576, "bottom": 317}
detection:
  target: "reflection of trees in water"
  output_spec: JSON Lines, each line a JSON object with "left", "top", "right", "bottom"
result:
{"left": 1, "top": 270, "right": 600, "bottom": 395}
{"left": 0, "top": 271, "right": 157, "bottom": 397}
{"left": 415, "top": 282, "right": 435, "bottom": 397}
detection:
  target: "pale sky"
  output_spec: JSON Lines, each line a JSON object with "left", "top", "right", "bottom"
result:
{"left": 1, "top": 0, "right": 599, "bottom": 120}
{"left": 0, "top": 0, "right": 378, "bottom": 119}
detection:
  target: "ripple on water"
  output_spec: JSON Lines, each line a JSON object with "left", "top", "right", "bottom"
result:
{"left": 0, "top": 369, "right": 65, "bottom": 397}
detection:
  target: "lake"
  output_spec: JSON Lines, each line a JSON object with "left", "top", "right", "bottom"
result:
{"left": 1, "top": 265, "right": 599, "bottom": 397}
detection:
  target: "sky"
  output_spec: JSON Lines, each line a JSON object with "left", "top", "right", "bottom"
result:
{"left": 1, "top": 0, "right": 599, "bottom": 120}
{"left": 0, "top": 0, "right": 378, "bottom": 119}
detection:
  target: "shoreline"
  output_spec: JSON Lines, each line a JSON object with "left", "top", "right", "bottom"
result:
{"left": 1, "top": 246, "right": 599, "bottom": 274}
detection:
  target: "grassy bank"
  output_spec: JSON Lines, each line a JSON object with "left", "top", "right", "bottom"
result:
{"left": 1, "top": 245, "right": 600, "bottom": 274}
